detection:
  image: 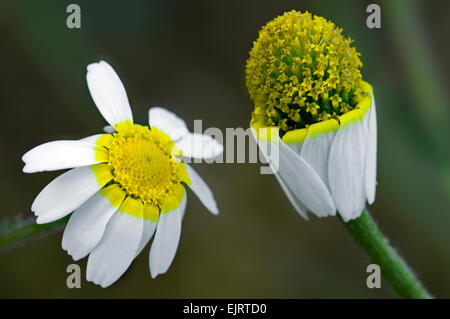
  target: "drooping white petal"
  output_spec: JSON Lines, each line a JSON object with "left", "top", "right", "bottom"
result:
{"left": 86, "top": 61, "right": 133, "bottom": 127}
{"left": 328, "top": 111, "right": 366, "bottom": 222}
{"left": 32, "top": 166, "right": 110, "bottom": 224}
{"left": 184, "top": 164, "right": 219, "bottom": 215}
{"left": 274, "top": 172, "right": 309, "bottom": 219}
{"left": 149, "top": 107, "right": 189, "bottom": 141}
{"left": 251, "top": 129, "right": 308, "bottom": 219}
{"left": 86, "top": 212, "right": 143, "bottom": 288}
{"left": 273, "top": 130, "right": 309, "bottom": 219}
{"left": 277, "top": 140, "right": 336, "bottom": 217}
{"left": 281, "top": 128, "right": 307, "bottom": 155}
{"left": 149, "top": 193, "right": 186, "bottom": 278}
{"left": 364, "top": 95, "right": 377, "bottom": 205}
{"left": 176, "top": 133, "right": 223, "bottom": 160}
{"left": 22, "top": 140, "right": 100, "bottom": 173}
{"left": 62, "top": 187, "right": 125, "bottom": 261}
{"left": 250, "top": 127, "right": 335, "bottom": 218}
{"left": 300, "top": 120, "right": 339, "bottom": 189}
{"left": 135, "top": 219, "right": 157, "bottom": 257}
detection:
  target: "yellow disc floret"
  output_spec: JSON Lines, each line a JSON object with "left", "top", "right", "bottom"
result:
{"left": 246, "top": 10, "right": 366, "bottom": 134}
{"left": 93, "top": 121, "right": 190, "bottom": 219}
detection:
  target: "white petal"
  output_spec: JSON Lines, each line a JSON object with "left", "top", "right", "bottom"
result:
{"left": 281, "top": 129, "right": 307, "bottom": 155}
{"left": 364, "top": 95, "right": 377, "bottom": 204}
{"left": 86, "top": 61, "right": 133, "bottom": 127}
{"left": 148, "top": 107, "right": 189, "bottom": 141}
{"left": 277, "top": 140, "right": 336, "bottom": 217}
{"left": 251, "top": 128, "right": 335, "bottom": 218}
{"left": 33, "top": 166, "right": 110, "bottom": 224}
{"left": 184, "top": 164, "right": 219, "bottom": 215}
{"left": 300, "top": 120, "right": 339, "bottom": 189}
{"left": 273, "top": 130, "right": 309, "bottom": 219}
{"left": 62, "top": 190, "right": 124, "bottom": 261}
{"left": 80, "top": 134, "right": 103, "bottom": 144}
{"left": 328, "top": 111, "right": 366, "bottom": 222}
{"left": 135, "top": 219, "right": 157, "bottom": 257}
{"left": 179, "top": 191, "right": 188, "bottom": 220}
{"left": 149, "top": 193, "right": 186, "bottom": 278}
{"left": 251, "top": 127, "right": 308, "bottom": 219}
{"left": 176, "top": 133, "right": 223, "bottom": 159}
{"left": 86, "top": 212, "right": 143, "bottom": 288}
{"left": 274, "top": 172, "right": 309, "bottom": 219}
{"left": 22, "top": 140, "right": 100, "bottom": 173}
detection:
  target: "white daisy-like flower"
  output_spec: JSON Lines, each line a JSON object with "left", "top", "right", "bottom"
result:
{"left": 22, "top": 60, "right": 223, "bottom": 287}
{"left": 246, "top": 11, "right": 377, "bottom": 222}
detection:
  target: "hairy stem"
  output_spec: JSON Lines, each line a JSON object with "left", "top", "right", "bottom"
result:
{"left": 342, "top": 211, "right": 430, "bottom": 298}
{"left": 0, "top": 215, "right": 69, "bottom": 252}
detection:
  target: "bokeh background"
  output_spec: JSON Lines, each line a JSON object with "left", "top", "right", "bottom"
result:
{"left": 0, "top": 0, "right": 449, "bottom": 298}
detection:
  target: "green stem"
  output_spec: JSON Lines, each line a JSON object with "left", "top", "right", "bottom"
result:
{"left": 342, "top": 211, "right": 430, "bottom": 298}
{"left": 0, "top": 215, "right": 69, "bottom": 252}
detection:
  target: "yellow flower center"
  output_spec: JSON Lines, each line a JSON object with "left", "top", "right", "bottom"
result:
{"left": 93, "top": 121, "right": 190, "bottom": 219}
{"left": 245, "top": 10, "right": 366, "bottom": 135}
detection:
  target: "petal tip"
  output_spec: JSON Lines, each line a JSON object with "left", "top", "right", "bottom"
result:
{"left": 210, "top": 206, "right": 219, "bottom": 215}
{"left": 86, "top": 62, "right": 99, "bottom": 72}
{"left": 150, "top": 265, "right": 162, "bottom": 279}
{"left": 22, "top": 164, "right": 32, "bottom": 173}
{"left": 35, "top": 216, "right": 46, "bottom": 224}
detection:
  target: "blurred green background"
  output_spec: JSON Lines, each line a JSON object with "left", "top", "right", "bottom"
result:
{"left": 0, "top": 0, "right": 449, "bottom": 298}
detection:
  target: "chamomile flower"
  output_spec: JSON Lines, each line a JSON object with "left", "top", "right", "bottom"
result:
{"left": 22, "top": 61, "right": 223, "bottom": 287}
{"left": 246, "top": 11, "right": 377, "bottom": 221}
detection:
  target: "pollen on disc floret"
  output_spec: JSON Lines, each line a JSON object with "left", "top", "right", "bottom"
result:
{"left": 245, "top": 10, "right": 366, "bottom": 135}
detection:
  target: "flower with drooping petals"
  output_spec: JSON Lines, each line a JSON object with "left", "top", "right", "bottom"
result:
{"left": 247, "top": 11, "right": 377, "bottom": 221}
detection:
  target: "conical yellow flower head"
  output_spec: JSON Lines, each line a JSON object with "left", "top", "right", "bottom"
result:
{"left": 246, "top": 10, "right": 365, "bottom": 134}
